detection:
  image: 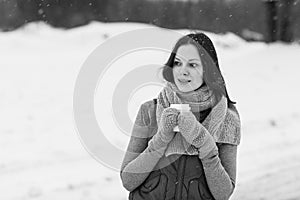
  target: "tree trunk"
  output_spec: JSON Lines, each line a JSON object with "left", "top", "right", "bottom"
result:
{"left": 279, "top": 0, "right": 295, "bottom": 42}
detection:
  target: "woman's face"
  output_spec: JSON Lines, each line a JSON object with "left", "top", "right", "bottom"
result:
{"left": 173, "top": 44, "right": 204, "bottom": 92}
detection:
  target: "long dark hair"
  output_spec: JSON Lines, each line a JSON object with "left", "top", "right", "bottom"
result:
{"left": 162, "top": 32, "right": 236, "bottom": 106}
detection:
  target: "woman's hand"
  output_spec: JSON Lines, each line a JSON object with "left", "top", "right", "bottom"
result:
{"left": 178, "top": 111, "right": 217, "bottom": 159}
{"left": 158, "top": 107, "right": 180, "bottom": 143}
{"left": 178, "top": 111, "right": 199, "bottom": 142}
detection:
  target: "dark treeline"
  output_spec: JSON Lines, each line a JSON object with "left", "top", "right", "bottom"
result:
{"left": 0, "top": 0, "right": 299, "bottom": 41}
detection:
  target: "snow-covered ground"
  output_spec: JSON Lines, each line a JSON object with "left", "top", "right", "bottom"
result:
{"left": 1, "top": 21, "right": 300, "bottom": 200}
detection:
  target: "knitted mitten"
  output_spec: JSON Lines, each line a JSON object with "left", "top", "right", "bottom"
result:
{"left": 148, "top": 107, "right": 180, "bottom": 156}
{"left": 178, "top": 111, "right": 218, "bottom": 159}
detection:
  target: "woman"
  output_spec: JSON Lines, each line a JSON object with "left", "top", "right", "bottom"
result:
{"left": 120, "top": 32, "right": 241, "bottom": 200}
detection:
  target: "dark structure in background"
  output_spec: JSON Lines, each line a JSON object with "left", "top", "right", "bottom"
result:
{"left": 279, "top": 0, "right": 296, "bottom": 42}
{"left": 263, "top": 0, "right": 279, "bottom": 42}
{"left": 0, "top": 0, "right": 299, "bottom": 42}
{"left": 263, "top": 0, "right": 296, "bottom": 42}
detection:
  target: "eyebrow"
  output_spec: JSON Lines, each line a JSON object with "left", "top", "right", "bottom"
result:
{"left": 175, "top": 57, "right": 200, "bottom": 61}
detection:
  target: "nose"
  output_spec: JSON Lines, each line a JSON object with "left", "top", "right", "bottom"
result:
{"left": 180, "top": 64, "right": 189, "bottom": 76}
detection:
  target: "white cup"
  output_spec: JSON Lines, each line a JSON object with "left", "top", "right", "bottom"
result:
{"left": 170, "top": 104, "right": 191, "bottom": 132}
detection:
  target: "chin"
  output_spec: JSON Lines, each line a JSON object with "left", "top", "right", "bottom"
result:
{"left": 178, "top": 86, "right": 194, "bottom": 93}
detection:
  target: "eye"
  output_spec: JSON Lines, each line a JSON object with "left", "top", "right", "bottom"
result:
{"left": 189, "top": 63, "right": 198, "bottom": 68}
{"left": 174, "top": 60, "right": 182, "bottom": 66}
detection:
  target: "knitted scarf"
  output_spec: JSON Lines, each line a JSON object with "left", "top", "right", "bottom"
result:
{"left": 156, "top": 82, "right": 241, "bottom": 157}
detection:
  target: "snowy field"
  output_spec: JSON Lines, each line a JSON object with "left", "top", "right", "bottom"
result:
{"left": 1, "top": 21, "right": 300, "bottom": 200}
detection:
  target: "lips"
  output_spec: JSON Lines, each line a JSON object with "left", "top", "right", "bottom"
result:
{"left": 178, "top": 78, "right": 191, "bottom": 83}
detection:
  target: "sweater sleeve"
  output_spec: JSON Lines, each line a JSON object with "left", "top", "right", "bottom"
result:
{"left": 201, "top": 143, "right": 237, "bottom": 200}
{"left": 120, "top": 103, "right": 169, "bottom": 192}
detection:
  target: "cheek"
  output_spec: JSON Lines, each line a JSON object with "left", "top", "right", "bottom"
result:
{"left": 172, "top": 68, "right": 179, "bottom": 78}
{"left": 191, "top": 68, "right": 203, "bottom": 79}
